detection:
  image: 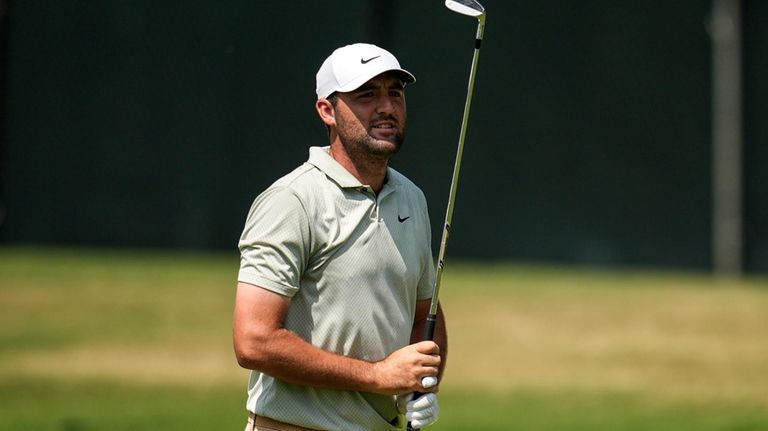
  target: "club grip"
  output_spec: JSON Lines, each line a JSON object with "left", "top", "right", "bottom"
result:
{"left": 424, "top": 314, "right": 437, "bottom": 341}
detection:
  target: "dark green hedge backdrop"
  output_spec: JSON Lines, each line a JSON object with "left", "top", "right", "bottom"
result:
{"left": 2, "top": 0, "right": 766, "bottom": 272}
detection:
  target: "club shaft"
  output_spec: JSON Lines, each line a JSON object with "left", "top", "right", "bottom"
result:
{"left": 426, "top": 19, "right": 484, "bottom": 321}
{"left": 409, "top": 10, "right": 486, "bottom": 431}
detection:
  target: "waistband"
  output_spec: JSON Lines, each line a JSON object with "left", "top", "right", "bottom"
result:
{"left": 247, "top": 412, "right": 322, "bottom": 431}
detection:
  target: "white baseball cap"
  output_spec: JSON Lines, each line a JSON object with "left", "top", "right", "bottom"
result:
{"left": 315, "top": 43, "right": 416, "bottom": 99}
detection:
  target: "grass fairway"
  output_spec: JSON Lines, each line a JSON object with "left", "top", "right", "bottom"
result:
{"left": 1, "top": 247, "right": 767, "bottom": 430}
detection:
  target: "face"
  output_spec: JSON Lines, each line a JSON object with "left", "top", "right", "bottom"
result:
{"left": 332, "top": 72, "right": 407, "bottom": 160}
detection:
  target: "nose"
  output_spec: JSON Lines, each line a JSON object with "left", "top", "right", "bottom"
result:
{"left": 376, "top": 94, "right": 396, "bottom": 114}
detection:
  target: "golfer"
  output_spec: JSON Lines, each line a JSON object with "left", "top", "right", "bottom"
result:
{"left": 233, "top": 43, "right": 447, "bottom": 431}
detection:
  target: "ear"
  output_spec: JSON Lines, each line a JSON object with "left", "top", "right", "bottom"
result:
{"left": 315, "top": 99, "right": 336, "bottom": 128}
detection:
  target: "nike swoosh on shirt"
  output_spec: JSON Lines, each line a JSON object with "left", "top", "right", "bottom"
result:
{"left": 398, "top": 215, "right": 410, "bottom": 223}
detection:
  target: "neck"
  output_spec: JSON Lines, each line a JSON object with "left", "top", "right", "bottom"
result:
{"left": 329, "top": 142, "right": 388, "bottom": 194}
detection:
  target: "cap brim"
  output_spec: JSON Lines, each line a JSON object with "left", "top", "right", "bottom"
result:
{"left": 334, "top": 68, "right": 416, "bottom": 94}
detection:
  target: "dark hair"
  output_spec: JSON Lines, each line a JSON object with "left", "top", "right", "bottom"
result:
{"left": 326, "top": 93, "right": 339, "bottom": 107}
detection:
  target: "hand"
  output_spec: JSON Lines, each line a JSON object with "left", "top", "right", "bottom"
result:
{"left": 406, "top": 393, "right": 440, "bottom": 428}
{"left": 371, "top": 341, "right": 440, "bottom": 395}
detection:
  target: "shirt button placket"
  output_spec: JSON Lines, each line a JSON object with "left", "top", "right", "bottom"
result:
{"left": 360, "top": 187, "right": 378, "bottom": 221}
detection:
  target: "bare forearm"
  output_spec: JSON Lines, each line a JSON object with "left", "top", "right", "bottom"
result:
{"left": 233, "top": 282, "right": 441, "bottom": 396}
{"left": 236, "top": 327, "right": 377, "bottom": 393}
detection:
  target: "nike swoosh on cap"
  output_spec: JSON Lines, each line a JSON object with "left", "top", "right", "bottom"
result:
{"left": 361, "top": 55, "right": 381, "bottom": 64}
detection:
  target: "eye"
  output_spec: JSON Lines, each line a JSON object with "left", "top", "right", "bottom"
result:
{"left": 357, "top": 91, "right": 375, "bottom": 99}
{"left": 389, "top": 89, "right": 404, "bottom": 99}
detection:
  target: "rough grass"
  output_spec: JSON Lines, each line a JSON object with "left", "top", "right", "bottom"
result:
{"left": 1, "top": 247, "right": 767, "bottom": 430}
{"left": 443, "top": 263, "right": 768, "bottom": 406}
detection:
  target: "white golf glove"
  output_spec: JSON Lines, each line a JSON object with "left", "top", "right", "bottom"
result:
{"left": 406, "top": 392, "right": 440, "bottom": 428}
{"left": 421, "top": 376, "right": 438, "bottom": 389}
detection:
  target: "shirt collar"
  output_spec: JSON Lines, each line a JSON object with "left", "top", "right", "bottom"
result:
{"left": 307, "top": 146, "right": 402, "bottom": 192}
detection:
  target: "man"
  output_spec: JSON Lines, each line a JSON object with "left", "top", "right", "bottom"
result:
{"left": 233, "top": 43, "right": 447, "bottom": 431}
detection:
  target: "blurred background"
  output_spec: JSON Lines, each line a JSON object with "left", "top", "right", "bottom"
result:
{"left": 1, "top": 1, "right": 768, "bottom": 430}
{"left": 1, "top": 0, "right": 765, "bottom": 274}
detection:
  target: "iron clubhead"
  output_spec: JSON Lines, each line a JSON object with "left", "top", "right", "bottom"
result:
{"left": 445, "top": 0, "right": 485, "bottom": 18}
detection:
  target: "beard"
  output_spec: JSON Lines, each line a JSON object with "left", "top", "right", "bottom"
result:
{"left": 336, "top": 111, "right": 407, "bottom": 162}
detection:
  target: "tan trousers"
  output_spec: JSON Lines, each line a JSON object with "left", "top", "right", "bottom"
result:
{"left": 244, "top": 412, "right": 321, "bottom": 431}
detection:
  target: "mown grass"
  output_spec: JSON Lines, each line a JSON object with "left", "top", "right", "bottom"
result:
{"left": 1, "top": 247, "right": 767, "bottom": 430}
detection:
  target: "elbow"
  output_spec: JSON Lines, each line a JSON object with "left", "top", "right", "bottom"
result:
{"left": 233, "top": 330, "right": 272, "bottom": 370}
{"left": 234, "top": 344, "right": 255, "bottom": 369}
{"left": 234, "top": 342, "right": 265, "bottom": 370}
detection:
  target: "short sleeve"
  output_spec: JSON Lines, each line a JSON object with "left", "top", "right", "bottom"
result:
{"left": 416, "top": 259, "right": 436, "bottom": 300}
{"left": 416, "top": 191, "right": 436, "bottom": 301}
{"left": 237, "top": 187, "right": 311, "bottom": 297}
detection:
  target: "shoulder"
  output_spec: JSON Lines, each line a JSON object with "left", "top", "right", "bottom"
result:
{"left": 245, "top": 164, "right": 314, "bottom": 215}
{"left": 260, "top": 162, "right": 326, "bottom": 201}
{"left": 249, "top": 161, "right": 342, "bottom": 220}
{"left": 272, "top": 162, "right": 322, "bottom": 191}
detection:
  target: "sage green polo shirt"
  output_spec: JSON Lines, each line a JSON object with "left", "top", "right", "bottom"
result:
{"left": 238, "top": 146, "right": 435, "bottom": 431}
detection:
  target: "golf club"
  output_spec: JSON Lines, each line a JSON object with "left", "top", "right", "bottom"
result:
{"left": 408, "top": 1, "right": 486, "bottom": 429}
